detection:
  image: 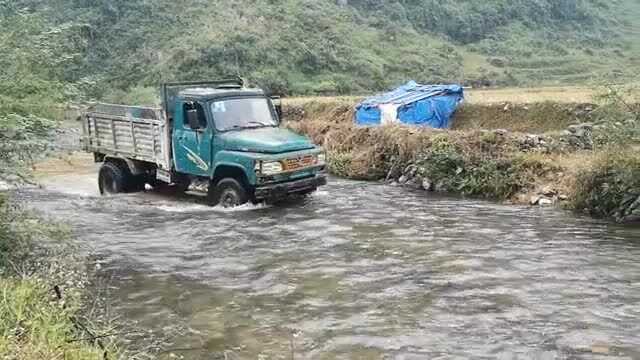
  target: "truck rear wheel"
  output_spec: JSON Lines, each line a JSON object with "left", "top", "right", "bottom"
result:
{"left": 98, "top": 162, "right": 128, "bottom": 195}
{"left": 208, "top": 178, "right": 248, "bottom": 208}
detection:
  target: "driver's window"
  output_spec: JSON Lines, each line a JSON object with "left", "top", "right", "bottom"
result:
{"left": 183, "top": 101, "right": 207, "bottom": 129}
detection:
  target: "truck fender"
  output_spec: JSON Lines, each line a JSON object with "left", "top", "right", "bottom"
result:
{"left": 211, "top": 163, "right": 251, "bottom": 188}
{"left": 104, "top": 156, "right": 150, "bottom": 176}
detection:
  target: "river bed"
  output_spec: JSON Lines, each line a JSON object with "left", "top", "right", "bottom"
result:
{"left": 16, "top": 172, "right": 640, "bottom": 359}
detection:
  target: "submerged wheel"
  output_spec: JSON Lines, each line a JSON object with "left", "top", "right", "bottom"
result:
{"left": 98, "top": 162, "right": 127, "bottom": 195}
{"left": 207, "top": 178, "right": 248, "bottom": 208}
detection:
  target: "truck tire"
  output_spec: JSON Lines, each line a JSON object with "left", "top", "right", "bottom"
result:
{"left": 207, "top": 178, "right": 248, "bottom": 208}
{"left": 98, "top": 162, "right": 128, "bottom": 195}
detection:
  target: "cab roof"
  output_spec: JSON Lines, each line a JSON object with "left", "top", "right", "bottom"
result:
{"left": 178, "top": 87, "right": 265, "bottom": 100}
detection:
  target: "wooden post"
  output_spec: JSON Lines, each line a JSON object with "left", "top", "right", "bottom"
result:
{"left": 130, "top": 121, "right": 137, "bottom": 154}
{"left": 111, "top": 119, "right": 117, "bottom": 151}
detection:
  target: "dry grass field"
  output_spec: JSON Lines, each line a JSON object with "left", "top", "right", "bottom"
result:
{"left": 283, "top": 86, "right": 603, "bottom": 106}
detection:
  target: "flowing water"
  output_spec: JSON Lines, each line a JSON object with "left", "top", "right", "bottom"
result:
{"left": 17, "top": 173, "right": 640, "bottom": 359}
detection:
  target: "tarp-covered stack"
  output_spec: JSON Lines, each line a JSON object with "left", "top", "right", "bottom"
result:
{"left": 355, "top": 81, "right": 464, "bottom": 128}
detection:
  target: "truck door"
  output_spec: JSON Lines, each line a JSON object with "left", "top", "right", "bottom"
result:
{"left": 172, "top": 101, "right": 213, "bottom": 177}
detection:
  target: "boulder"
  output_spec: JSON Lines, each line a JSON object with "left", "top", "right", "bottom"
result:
{"left": 530, "top": 195, "right": 543, "bottom": 205}
{"left": 403, "top": 164, "right": 418, "bottom": 177}
{"left": 434, "top": 180, "right": 448, "bottom": 192}
{"left": 531, "top": 195, "right": 554, "bottom": 206}
{"left": 538, "top": 198, "right": 554, "bottom": 206}
{"left": 422, "top": 178, "right": 433, "bottom": 191}
{"left": 540, "top": 186, "right": 558, "bottom": 197}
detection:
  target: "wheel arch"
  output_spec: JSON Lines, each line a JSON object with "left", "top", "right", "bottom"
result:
{"left": 211, "top": 164, "right": 252, "bottom": 190}
{"left": 104, "top": 156, "right": 153, "bottom": 176}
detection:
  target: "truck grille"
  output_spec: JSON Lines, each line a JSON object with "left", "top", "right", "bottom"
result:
{"left": 283, "top": 155, "right": 315, "bottom": 170}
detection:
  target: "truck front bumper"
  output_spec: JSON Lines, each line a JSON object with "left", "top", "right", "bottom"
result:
{"left": 255, "top": 173, "right": 327, "bottom": 200}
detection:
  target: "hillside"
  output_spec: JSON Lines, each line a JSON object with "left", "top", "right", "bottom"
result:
{"left": 1, "top": 0, "right": 639, "bottom": 100}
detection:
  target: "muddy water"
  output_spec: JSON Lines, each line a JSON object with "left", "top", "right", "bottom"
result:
{"left": 18, "top": 173, "right": 640, "bottom": 359}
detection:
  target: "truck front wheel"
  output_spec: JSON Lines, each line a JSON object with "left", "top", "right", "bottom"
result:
{"left": 98, "top": 162, "right": 127, "bottom": 195}
{"left": 208, "top": 178, "right": 248, "bottom": 208}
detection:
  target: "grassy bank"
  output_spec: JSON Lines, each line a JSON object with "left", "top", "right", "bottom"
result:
{"left": 285, "top": 89, "right": 640, "bottom": 223}
{"left": 0, "top": 194, "right": 119, "bottom": 359}
{"left": 0, "top": 104, "right": 121, "bottom": 358}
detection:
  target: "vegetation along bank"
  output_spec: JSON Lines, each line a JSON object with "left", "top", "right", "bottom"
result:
{"left": 285, "top": 87, "right": 640, "bottom": 224}
{"left": 0, "top": 112, "right": 128, "bottom": 358}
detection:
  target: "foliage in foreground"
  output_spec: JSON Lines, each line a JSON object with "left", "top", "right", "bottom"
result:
{"left": 0, "top": 114, "right": 57, "bottom": 186}
{"left": 572, "top": 150, "right": 640, "bottom": 222}
{"left": 0, "top": 278, "right": 109, "bottom": 360}
{"left": 0, "top": 194, "right": 119, "bottom": 360}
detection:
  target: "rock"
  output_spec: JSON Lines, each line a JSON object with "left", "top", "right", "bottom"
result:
{"left": 422, "top": 178, "right": 433, "bottom": 191}
{"left": 406, "top": 176, "right": 424, "bottom": 190}
{"left": 579, "top": 122, "right": 593, "bottom": 131}
{"left": 538, "top": 198, "right": 554, "bottom": 206}
{"left": 488, "top": 57, "right": 506, "bottom": 67}
{"left": 541, "top": 186, "right": 558, "bottom": 197}
{"left": 531, "top": 195, "right": 554, "bottom": 206}
{"left": 558, "top": 194, "right": 569, "bottom": 201}
{"left": 627, "top": 196, "right": 640, "bottom": 211}
{"left": 398, "top": 175, "right": 408, "bottom": 184}
{"left": 530, "top": 195, "right": 543, "bottom": 205}
{"left": 434, "top": 181, "right": 447, "bottom": 192}
{"left": 403, "top": 164, "right": 418, "bottom": 177}
{"left": 495, "top": 129, "right": 508, "bottom": 136}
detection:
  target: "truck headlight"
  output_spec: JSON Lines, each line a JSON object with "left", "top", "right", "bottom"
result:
{"left": 317, "top": 152, "right": 326, "bottom": 164}
{"left": 260, "top": 161, "right": 283, "bottom": 175}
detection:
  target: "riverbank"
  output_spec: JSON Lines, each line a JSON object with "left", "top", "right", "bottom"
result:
{"left": 0, "top": 112, "right": 136, "bottom": 358}
{"left": 285, "top": 95, "right": 640, "bottom": 223}
{"left": 0, "top": 193, "right": 120, "bottom": 359}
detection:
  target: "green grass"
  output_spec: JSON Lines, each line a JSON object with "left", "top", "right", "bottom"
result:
{"left": 0, "top": 195, "right": 119, "bottom": 360}
{"left": 0, "top": 278, "right": 112, "bottom": 360}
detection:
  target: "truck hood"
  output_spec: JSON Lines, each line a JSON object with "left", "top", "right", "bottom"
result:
{"left": 217, "top": 127, "right": 315, "bottom": 154}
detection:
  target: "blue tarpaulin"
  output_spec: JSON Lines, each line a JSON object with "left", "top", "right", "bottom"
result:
{"left": 355, "top": 81, "right": 464, "bottom": 128}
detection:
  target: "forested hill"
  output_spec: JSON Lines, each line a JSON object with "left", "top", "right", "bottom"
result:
{"left": 1, "top": 0, "right": 639, "bottom": 99}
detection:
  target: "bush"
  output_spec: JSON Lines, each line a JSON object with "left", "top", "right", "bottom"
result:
{"left": 101, "top": 86, "right": 160, "bottom": 106}
{"left": 0, "top": 113, "right": 56, "bottom": 185}
{"left": 0, "top": 278, "right": 111, "bottom": 359}
{"left": 572, "top": 150, "right": 640, "bottom": 221}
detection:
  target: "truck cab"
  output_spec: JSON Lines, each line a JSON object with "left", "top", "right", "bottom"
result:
{"left": 163, "top": 80, "right": 327, "bottom": 207}
{"left": 83, "top": 78, "right": 326, "bottom": 207}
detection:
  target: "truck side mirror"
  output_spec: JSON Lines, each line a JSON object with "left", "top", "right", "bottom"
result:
{"left": 271, "top": 96, "right": 283, "bottom": 121}
{"left": 186, "top": 109, "right": 200, "bottom": 130}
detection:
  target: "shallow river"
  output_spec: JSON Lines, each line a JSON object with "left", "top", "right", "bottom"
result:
{"left": 18, "top": 174, "right": 640, "bottom": 359}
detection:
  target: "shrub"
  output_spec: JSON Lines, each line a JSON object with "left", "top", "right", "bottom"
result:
{"left": 0, "top": 278, "right": 111, "bottom": 359}
{"left": 572, "top": 150, "right": 640, "bottom": 221}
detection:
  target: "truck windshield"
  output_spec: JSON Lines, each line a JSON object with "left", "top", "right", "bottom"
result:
{"left": 210, "top": 98, "right": 278, "bottom": 131}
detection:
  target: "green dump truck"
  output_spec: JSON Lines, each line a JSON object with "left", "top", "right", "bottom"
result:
{"left": 81, "top": 78, "right": 327, "bottom": 207}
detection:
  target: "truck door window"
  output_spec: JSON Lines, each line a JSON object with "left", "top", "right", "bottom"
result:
{"left": 183, "top": 102, "right": 207, "bottom": 129}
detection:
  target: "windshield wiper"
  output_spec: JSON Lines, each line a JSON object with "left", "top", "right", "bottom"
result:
{"left": 224, "top": 122, "right": 274, "bottom": 132}
{"left": 246, "top": 121, "right": 272, "bottom": 127}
